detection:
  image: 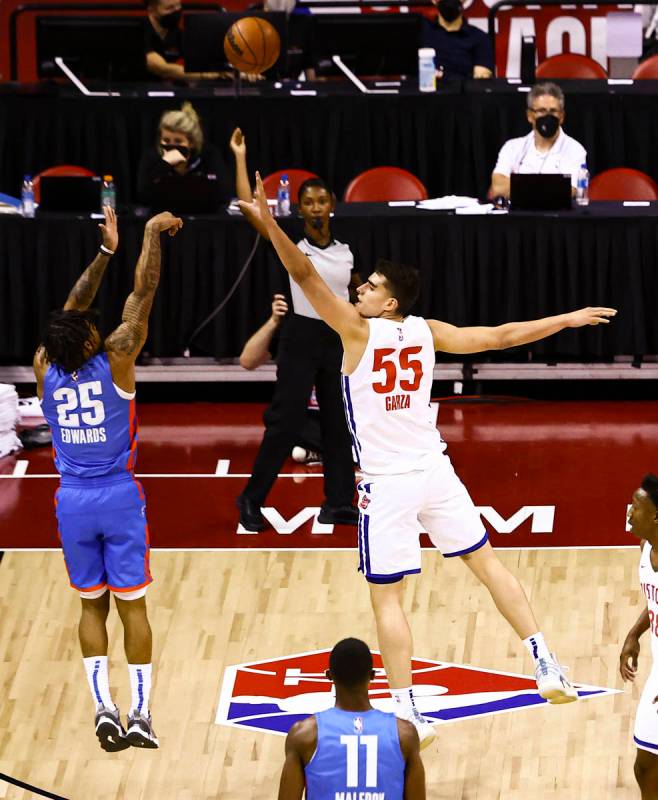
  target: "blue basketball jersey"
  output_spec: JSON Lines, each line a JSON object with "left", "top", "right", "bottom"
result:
{"left": 305, "top": 708, "right": 405, "bottom": 800}
{"left": 41, "top": 352, "right": 137, "bottom": 481}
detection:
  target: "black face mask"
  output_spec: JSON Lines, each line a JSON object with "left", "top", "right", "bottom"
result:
{"left": 438, "top": 0, "right": 462, "bottom": 23}
{"left": 535, "top": 114, "right": 560, "bottom": 139}
{"left": 158, "top": 9, "right": 181, "bottom": 30}
{"left": 161, "top": 142, "right": 190, "bottom": 159}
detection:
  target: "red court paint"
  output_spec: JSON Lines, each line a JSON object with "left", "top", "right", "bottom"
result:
{"left": 0, "top": 400, "right": 654, "bottom": 550}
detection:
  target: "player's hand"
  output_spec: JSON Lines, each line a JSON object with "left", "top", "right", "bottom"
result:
{"left": 565, "top": 307, "right": 617, "bottom": 328}
{"left": 162, "top": 148, "right": 188, "bottom": 167}
{"left": 240, "top": 71, "right": 265, "bottom": 83}
{"left": 230, "top": 127, "right": 247, "bottom": 158}
{"left": 99, "top": 205, "right": 118, "bottom": 252}
{"left": 238, "top": 171, "right": 273, "bottom": 227}
{"left": 146, "top": 212, "right": 184, "bottom": 236}
{"left": 620, "top": 634, "right": 640, "bottom": 682}
{"left": 271, "top": 293, "right": 288, "bottom": 322}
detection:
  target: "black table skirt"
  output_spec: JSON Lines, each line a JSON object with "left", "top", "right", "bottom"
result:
{"left": 2, "top": 202, "right": 656, "bottom": 364}
{"left": 4, "top": 82, "right": 658, "bottom": 203}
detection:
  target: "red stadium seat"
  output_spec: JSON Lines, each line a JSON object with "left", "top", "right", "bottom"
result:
{"left": 535, "top": 54, "right": 607, "bottom": 79}
{"left": 33, "top": 164, "right": 95, "bottom": 203}
{"left": 261, "top": 170, "right": 320, "bottom": 201}
{"left": 632, "top": 55, "right": 658, "bottom": 80}
{"left": 588, "top": 168, "right": 658, "bottom": 201}
{"left": 343, "top": 167, "right": 428, "bottom": 202}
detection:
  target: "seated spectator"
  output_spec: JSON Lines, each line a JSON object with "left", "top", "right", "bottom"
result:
{"left": 490, "top": 81, "right": 587, "bottom": 200}
{"left": 144, "top": 0, "right": 227, "bottom": 81}
{"left": 137, "top": 102, "right": 234, "bottom": 208}
{"left": 420, "top": 0, "right": 493, "bottom": 79}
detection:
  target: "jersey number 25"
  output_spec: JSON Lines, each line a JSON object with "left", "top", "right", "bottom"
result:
{"left": 53, "top": 381, "right": 106, "bottom": 427}
{"left": 372, "top": 347, "right": 422, "bottom": 394}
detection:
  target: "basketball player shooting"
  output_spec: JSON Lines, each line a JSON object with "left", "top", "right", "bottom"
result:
{"left": 620, "top": 474, "right": 658, "bottom": 799}
{"left": 33, "top": 208, "right": 183, "bottom": 752}
{"left": 240, "top": 173, "right": 617, "bottom": 748}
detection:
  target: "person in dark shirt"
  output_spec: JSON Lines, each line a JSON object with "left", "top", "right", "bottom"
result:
{"left": 144, "top": 0, "right": 228, "bottom": 81}
{"left": 420, "top": 0, "right": 494, "bottom": 80}
{"left": 137, "top": 102, "right": 233, "bottom": 209}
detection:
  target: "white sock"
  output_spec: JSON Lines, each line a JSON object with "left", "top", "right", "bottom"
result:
{"left": 390, "top": 686, "right": 416, "bottom": 716}
{"left": 83, "top": 655, "right": 115, "bottom": 710}
{"left": 128, "top": 663, "right": 152, "bottom": 715}
{"left": 523, "top": 632, "right": 551, "bottom": 663}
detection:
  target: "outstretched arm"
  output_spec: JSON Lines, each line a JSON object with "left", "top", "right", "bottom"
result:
{"left": 239, "top": 172, "right": 366, "bottom": 341}
{"left": 105, "top": 212, "right": 182, "bottom": 363}
{"left": 63, "top": 206, "right": 118, "bottom": 311}
{"left": 428, "top": 307, "right": 617, "bottom": 354}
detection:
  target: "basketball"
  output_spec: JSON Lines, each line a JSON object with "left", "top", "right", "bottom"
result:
{"left": 223, "top": 17, "right": 281, "bottom": 75}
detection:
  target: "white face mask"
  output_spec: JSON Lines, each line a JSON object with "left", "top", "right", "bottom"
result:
{"left": 266, "top": 0, "right": 296, "bottom": 12}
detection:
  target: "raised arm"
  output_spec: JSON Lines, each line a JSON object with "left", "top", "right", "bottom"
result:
{"left": 105, "top": 212, "right": 182, "bottom": 380}
{"left": 63, "top": 206, "right": 118, "bottom": 311}
{"left": 239, "top": 172, "right": 366, "bottom": 342}
{"left": 427, "top": 307, "right": 617, "bottom": 354}
{"left": 239, "top": 294, "right": 288, "bottom": 370}
{"left": 231, "top": 132, "right": 271, "bottom": 240}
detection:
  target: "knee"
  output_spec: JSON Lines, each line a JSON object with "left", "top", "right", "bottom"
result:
{"left": 81, "top": 592, "right": 110, "bottom": 620}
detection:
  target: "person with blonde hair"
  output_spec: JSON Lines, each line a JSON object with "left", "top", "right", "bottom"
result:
{"left": 137, "top": 102, "right": 233, "bottom": 210}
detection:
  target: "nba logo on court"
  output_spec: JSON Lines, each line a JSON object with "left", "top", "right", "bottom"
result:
{"left": 215, "top": 650, "right": 618, "bottom": 736}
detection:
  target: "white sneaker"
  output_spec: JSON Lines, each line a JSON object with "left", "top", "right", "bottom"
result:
{"left": 535, "top": 653, "right": 578, "bottom": 704}
{"left": 291, "top": 446, "right": 322, "bottom": 464}
{"left": 396, "top": 708, "right": 436, "bottom": 750}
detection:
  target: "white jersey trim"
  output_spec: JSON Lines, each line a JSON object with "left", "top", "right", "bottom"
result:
{"left": 113, "top": 383, "right": 136, "bottom": 400}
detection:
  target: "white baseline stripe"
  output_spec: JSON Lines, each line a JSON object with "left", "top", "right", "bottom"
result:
{"left": 0, "top": 473, "right": 325, "bottom": 479}
{"left": 0, "top": 545, "right": 637, "bottom": 553}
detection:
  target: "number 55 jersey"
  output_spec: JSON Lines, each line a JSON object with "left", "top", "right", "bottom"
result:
{"left": 341, "top": 316, "right": 446, "bottom": 476}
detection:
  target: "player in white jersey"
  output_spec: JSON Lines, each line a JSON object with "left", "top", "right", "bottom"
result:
{"left": 240, "top": 173, "right": 616, "bottom": 747}
{"left": 620, "top": 474, "right": 658, "bottom": 798}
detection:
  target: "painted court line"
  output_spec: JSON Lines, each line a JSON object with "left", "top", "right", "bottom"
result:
{"left": 11, "top": 460, "right": 28, "bottom": 476}
{"left": 0, "top": 472, "right": 326, "bottom": 479}
{"left": 0, "top": 545, "right": 638, "bottom": 553}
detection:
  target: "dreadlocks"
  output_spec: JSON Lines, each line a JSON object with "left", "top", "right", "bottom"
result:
{"left": 42, "top": 309, "right": 101, "bottom": 374}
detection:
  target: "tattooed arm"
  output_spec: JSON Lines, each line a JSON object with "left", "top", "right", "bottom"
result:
{"left": 105, "top": 212, "right": 183, "bottom": 391}
{"left": 63, "top": 207, "right": 118, "bottom": 311}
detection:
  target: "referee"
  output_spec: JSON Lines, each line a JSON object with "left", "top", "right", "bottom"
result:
{"left": 233, "top": 132, "right": 358, "bottom": 531}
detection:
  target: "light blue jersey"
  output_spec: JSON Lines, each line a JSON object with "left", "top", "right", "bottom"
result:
{"left": 41, "top": 352, "right": 137, "bottom": 482}
{"left": 305, "top": 708, "right": 405, "bottom": 800}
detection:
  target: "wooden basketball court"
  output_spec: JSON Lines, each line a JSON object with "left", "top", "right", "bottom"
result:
{"left": 0, "top": 399, "right": 654, "bottom": 799}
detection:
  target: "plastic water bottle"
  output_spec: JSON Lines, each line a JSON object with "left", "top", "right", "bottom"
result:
{"left": 576, "top": 164, "right": 589, "bottom": 207}
{"left": 418, "top": 48, "right": 436, "bottom": 93}
{"left": 21, "top": 175, "right": 35, "bottom": 218}
{"left": 276, "top": 174, "right": 291, "bottom": 217}
{"left": 101, "top": 175, "right": 116, "bottom": 210}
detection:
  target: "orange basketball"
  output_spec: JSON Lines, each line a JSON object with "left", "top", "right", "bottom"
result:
{"left": 223, "top": 17, "right": 281, "bottom": 75}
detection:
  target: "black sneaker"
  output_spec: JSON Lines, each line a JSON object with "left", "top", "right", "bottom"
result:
{"left": 95, "top": 704, "right": 130, "bottom": 752}
{"left": 236, "top": 495, "right": 266, "bottom": 532}
{"left": 317, "top": 504, "right": 359, "bottom": 526}
{"left": 126, "top": 709, "right": 159, "bottom": 749}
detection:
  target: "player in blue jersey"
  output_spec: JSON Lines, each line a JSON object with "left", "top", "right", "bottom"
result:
{"left": 278, "top": 638, "right": 426, "bottom": 800}
{"left": 33, "top": 207, "right": 182, "bottom": 752}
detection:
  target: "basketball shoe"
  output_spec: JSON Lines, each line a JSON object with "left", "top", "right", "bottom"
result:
{"left": 95, "top": 704, "right": 130, "bottom": 752}
{"left": 126, "top": 710, "right": 159, "bottom": 748}
{"left": 535, "top": 654, "right": 578, "bottom": 704}
{"left": 396, "top": 708, "right": 436, "bottom": 750}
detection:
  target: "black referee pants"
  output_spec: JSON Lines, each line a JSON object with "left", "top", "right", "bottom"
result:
{"left": 241, "top": 314, "right": 355, "bottom": 508}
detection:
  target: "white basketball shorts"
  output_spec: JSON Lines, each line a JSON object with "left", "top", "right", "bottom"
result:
{"left": 634, "top": 662, "right": 658, "bottom": 755}
{"left": 356, "top": 454, "right": 488, "bottom": 583}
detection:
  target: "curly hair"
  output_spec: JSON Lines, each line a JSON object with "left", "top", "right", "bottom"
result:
{"left": 42, "top": 309, "right": 101, "bottom": 374}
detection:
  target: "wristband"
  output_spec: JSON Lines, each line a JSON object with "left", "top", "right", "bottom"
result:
{"left": 99, "top": 244, "right": 115, "bottom": 256}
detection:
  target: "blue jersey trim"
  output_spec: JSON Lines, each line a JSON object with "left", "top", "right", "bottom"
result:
{"left": 443, "top": 531, "right": 489, "bottom": 558}
{"left": 363, "top": 513, "right": 372, "bottom": 576}
{"left": 341, "top": 375, "right": 361, "bottom": 464}
{"left": 366, "top": 568, "right": 421, "bottom": 584}
{"left": 634, "top": 735, "right": 658, "bottom": 753}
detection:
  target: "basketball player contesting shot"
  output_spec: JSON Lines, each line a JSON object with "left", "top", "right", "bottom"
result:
{"left": 278, "top": 638, "right": 425, "bottom": 800}
{"left": 33, "top": 207, "right": 183, "bottom": 752}
{"left": 620, "top": 474, "right": 658, "bottom": 799}
{"left": 240, "top": 172, "right": 617, "bottom": 747}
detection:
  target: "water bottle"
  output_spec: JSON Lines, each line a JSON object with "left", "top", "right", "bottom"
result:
{"left": 575, "top": 164, "right": 589, "bottom": 207}
{"left": 21, "top": 175, "right": 35, "bottom": 218}
{"left": 276, "top": 174, "right": 291, "bottom": 217}
{"left": 101, "top": 174, "right": 116, "bottom": 210}
{"left": 418, "top": 48, "right": 436, "bottom": 93}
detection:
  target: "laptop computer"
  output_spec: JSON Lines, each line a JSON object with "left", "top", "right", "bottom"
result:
{"left": 39, "top": 176, "right": 101, "bottom": 212}
{"left": 150, "top": 174, "right": 222, "bottom": 214}
{"left": 510, "top": 174, "right": 572, "bottom": 211}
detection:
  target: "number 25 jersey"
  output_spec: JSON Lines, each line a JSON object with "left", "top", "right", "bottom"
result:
{"left": 341, "top": 315, "right": 446, "bottom": 476}
{"left": 41, "top": 352, "right": 138, "bottom": 480}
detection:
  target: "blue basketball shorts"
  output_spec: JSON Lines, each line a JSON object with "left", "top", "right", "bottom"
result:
{"left": 54, "top": 475, "right": 153, "bottom": 595}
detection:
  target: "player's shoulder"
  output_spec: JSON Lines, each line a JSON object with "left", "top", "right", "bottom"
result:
{"left": 287, "top": 714, "right": 318, "bottom": 745}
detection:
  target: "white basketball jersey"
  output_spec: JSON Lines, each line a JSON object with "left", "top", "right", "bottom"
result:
{"left": 639, "top": 541, "right": 658, "bottom": 662}
{"left": 341, "top": 315, "right": 446, "bottom": 475}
